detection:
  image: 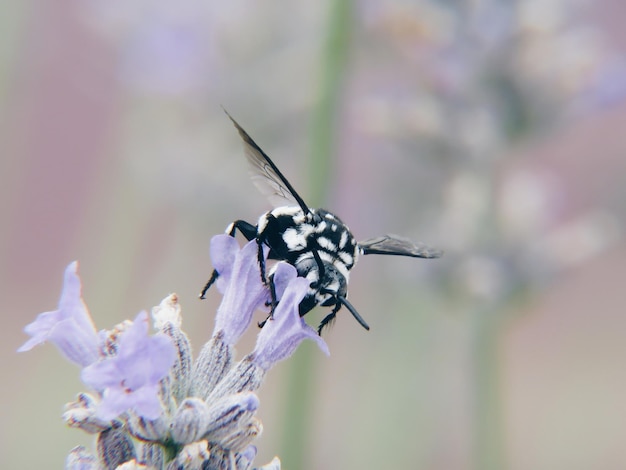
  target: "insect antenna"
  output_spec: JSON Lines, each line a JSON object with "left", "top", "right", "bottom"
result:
{"left": 337, "top": 295, "right": 370, "bottom": 332}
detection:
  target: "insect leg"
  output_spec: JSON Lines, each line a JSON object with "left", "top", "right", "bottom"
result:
{"left": 226, "top": 219, "right": 269, "bottom": 283}
{"left": 199, "top": 269, "right": 219, "bottom": 299}
{"left": 257, "top": 273, "right": 277, "bottom": 329}
{"left": 268, "top": 271, "right": 278, "bottom": 311}
{"left": 258, "top": 269, "right": 279, "bottom": 327}
{"left": 226, "top": 220, "right": 258, "bottom": 240}
{"left": 318, "top": 302, "right": 342, "bottom": 335}
{"left": 257, "top": 239, "right": 268, "bottom": 284}
{"left": 200, "top": 220, "right": 258, "bottom": 300}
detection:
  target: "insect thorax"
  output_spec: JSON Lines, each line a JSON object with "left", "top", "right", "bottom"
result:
{"left": 258, "top": 206, "right": 360, "bottom": 304}
{"left": 258, "top": 207, "right": 358, "bottom": 267}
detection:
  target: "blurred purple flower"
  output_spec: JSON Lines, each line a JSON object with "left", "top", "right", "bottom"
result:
{"left": 120, "top": 18, "right": 214, "bottom": 96}
{"left": 252, "top": 265, "right": 329, "bottom": 370}
{"left": 81, "top": 311, "right": 176, "bottom": 420}
{"left": 82, "top": 0, "right": 217, "bottom": 96}
{"left": 212, "top": 235, "right": 271, "bottom": 345}
{"left": 17, "top": 261, "right": 100, "bottom": 367}
{"left": 578, "top": 58, "right": 626, "bottom": 111}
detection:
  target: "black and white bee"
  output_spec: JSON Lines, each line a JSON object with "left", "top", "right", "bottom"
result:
{"left": 201, "top": 112, "right": 442, "bottom": 334}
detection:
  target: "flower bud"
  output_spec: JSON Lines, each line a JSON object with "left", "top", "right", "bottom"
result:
{"left": 165, "top": 440, "right": 210, "bottom": 470}
{"left": 152, "top": 294, "right": 182, "bottom": 330}
{"left": 161, "top": 320, "right": 192, "bottom": 405}
{"left": 115, "top": 460, "right": 150, "bottom": 470}
{"left": 97, "top": 427, "right": 136, "bottom": 470}
{"left": 203, "top": 392, "right": 259, "bottom": 444}
{"left": 170, "top": 398, "right": 211, "bottom": 445}
{"left": 127, "top": 413, "right": 169, "bottom": 442}
{"left": 190, "top": 332, "right": 233, "bottom": 400}
{"left": 221, "top": 419, "right": 263, "bottom": 454}
{"left": 66, "top": 446, "right": 98, "bottom": 470}
{"left": 257, "top": 456, "right": 281, "bottom": 470}
{"left": 202, "top": 444, "right": 233, "bottom": 470}
{"left": 63, "top": 393, "right": 113, "bottom": 434}
{"left": 137, "top": 442, "right": 164, "bottom": 469}
{"left": 206, "top": 356, "right": 266, "bottom": 401}
{"left": 234, "top": 445, "right": 257, "bottom": 470}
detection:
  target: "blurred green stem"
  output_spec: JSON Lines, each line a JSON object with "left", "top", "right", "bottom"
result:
{"left": 471, "top": 305, "right": 506, "bottom": 470}
{"left": 308, "top": 0, "right": 352, "bottom": 207}
{"left": 279, "top": 0, "right": 352, "bottom": 468}
{"left": 470, "top": 162, "right": 508, "bottom": 470}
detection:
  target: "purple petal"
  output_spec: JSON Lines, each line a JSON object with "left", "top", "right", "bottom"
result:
{"left": 239, "top": 445, "right": 257, "bottom": 464}
{"left": 18, "top": 309, "right": 62, "bottom": 352}
{"left": 116, "top": 312, "right": 177, "bottom": 387}
{"left": 95, "top": 387, "right": 135, "bottom": 421}
{"left": 80, "top": 353, "right": 123, "bottom": 390}
{"left": 271, "top": 262, "right": 298, "bottom": 300}
{"left": 81, "top": 311, "right": 176, "bottom": 420}
{"left": 253, "top": 275, "right": 329, "bottom": 370}
{"left": 94, "top": 384, "right": 162, "bottom": 421}
{"left": 18, "top": 261, "right": 100, "bottom": 367}
{"left": 213, "top": 238, "right": 270, "bottom": 345}
{"left": 210, "top": 234, "right": 240, "bottom": 293}
{"left": 120, "top": 384, "right": 163, "bottom": 420}
{"left": 47, "top": 319, "right": 102, "bottom": 368}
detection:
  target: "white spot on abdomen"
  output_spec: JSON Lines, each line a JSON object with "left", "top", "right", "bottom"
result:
{"left": 339, "top": 252, "right": 353, "bottom": 267}
{"left": 317, "top": 236, "right": 337, "bottom": 251}
{"left": 339, "top": 231, "right": 349, "bottom": 248}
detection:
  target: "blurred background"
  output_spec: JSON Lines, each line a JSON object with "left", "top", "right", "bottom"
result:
{"left": 2, "top": 0, "right": 625, "bottom": 469}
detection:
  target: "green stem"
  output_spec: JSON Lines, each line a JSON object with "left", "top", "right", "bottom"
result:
{"left": 471, "top": 305, "right": 506, "bottom": 470}
{"left": 308, "top": 0, "right": 352, "bottom": 208}
{"left": 279, "top": 1, "right": 352, "bottom": 468}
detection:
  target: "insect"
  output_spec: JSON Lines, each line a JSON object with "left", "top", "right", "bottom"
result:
{"left": 200, "top": 111, "right": 442, "bottom": 334}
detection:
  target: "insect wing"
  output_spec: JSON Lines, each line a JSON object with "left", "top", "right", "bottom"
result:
{"left": 359, "top": 234, "right": 443, "bottom": 259}
{"left": 224, "top": 110, "right": 311, "bottom": 214}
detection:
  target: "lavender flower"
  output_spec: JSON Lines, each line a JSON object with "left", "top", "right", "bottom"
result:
{"left": 211, "top": 235, "right": 270, "bottom": 345}
{"left": 17, "top": 261, "right": 99, "bottom": 367}
{"left": 81, "top": 311, "right": 177, "bottom": 421}
{"left": 252, "top": 269, "right": 330, "bottom": 370}
{"left": 19, "top": 234, "right": 329, "bottom": 469}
